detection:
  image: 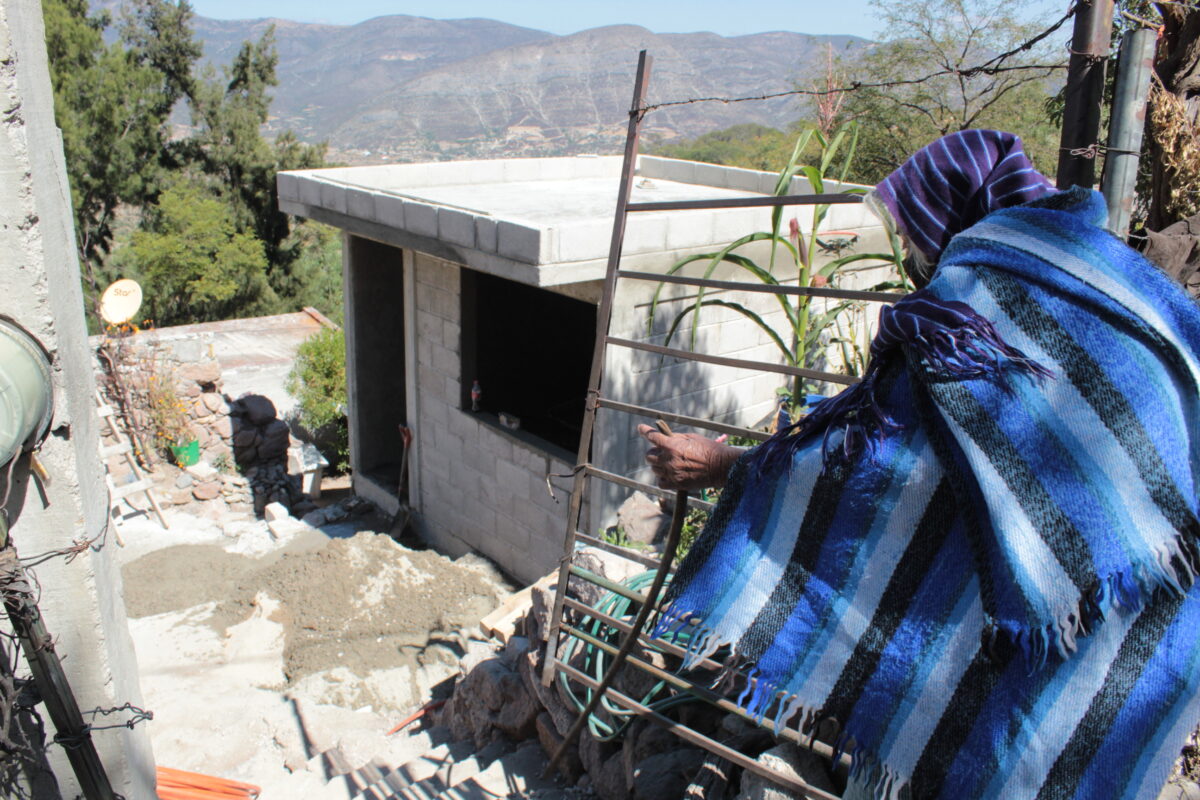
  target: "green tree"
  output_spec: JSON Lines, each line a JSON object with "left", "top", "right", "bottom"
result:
{"left": 42, "top": 0, "right": 200, "bottom": 297}
{"left": 841, "top": 0, "right": 1063, "bottom": 183}
{"left": 287, "top": 327, "right": 348, "bottom": 471}
{"left": 184, "top": 28, "right": 327, "bottom": 303}
{"left": 118, "top": 181, "right": 274, "bottom": 325}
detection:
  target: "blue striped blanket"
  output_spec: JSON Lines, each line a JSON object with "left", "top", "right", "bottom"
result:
{"left": 654, "top": 188, "right": 1200, "bottom": 799}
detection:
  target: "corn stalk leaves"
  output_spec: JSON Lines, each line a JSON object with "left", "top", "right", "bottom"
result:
{"left": 663, "top": 299, "right": 795, "bottom": 366}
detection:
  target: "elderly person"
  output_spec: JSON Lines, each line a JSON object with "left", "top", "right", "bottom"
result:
{"left": 642, "top": 130, "right": 1200, "bottom": 800}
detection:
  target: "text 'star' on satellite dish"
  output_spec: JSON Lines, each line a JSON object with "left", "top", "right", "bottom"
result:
{"left": 99, "top": 279, "right": 143, "bottom": 326}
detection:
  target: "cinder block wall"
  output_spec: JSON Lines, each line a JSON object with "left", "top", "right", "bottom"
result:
{"left": 401, "top": 231, "right": 892, "bottom": 583}
{"left": 409, "top": 253, "right": 579, "bottom": 585}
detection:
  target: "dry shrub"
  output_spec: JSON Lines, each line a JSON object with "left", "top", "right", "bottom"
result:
{"left": 1150, "top": 84, "right": 1200, "bottom": 222}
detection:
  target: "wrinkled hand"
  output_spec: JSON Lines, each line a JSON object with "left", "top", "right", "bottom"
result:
{"left": 637, "top": 424, "right": 742, "bottom": 491}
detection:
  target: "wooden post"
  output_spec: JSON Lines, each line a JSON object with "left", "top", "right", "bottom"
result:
{"left": 1056, "top": 0, "right": 1115, "bottom": 189}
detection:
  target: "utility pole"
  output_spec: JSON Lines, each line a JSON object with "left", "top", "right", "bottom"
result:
{"left": 1056, "top": 0, "right": 1116, "bottom": 189}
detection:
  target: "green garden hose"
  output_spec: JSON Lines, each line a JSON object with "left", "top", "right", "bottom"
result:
{"left": 556, "top": 570, "right": 696, "bottom": 741}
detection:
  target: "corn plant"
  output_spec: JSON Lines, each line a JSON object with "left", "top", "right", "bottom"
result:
{"left": 648, "top": 121, "right": 908, "bottom": 404}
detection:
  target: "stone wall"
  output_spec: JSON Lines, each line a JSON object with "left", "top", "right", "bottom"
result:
{"left": 97, "top": 333, "right": 234, "bottom": 468}
{"left": 97, "top": 333, "right": 308, "bottom": 519}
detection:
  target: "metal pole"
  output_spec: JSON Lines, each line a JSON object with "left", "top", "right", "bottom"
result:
{"left": 1056, "top": 0, "right": 1115, "bottom": 189}
{"left": 1101, "top": 27, "right": 1156, "bottom": 238}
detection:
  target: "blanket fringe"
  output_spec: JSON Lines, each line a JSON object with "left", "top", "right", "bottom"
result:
{"left": 984, "top": 527, "right": 1200, "bottom": 668}
{"left": 654, "top": 608, "right": 914, "bottom": 800}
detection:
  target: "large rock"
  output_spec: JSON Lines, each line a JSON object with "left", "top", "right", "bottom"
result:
{"left": 593, "top": 751, "right": 630, "bottom": 800}
{"left": 233, "top": 429, "right": 258, "bottom": 448}
{"left": 613, "top": 644, "right": 668, "bottom": 702}
{"left": 518, "top": 650, "right": 575, "bottom": 738}
{"left": 734, "top": 742, "right": 839, "bottom": 800}
{"left": 536, "top": 712, "right": 582, "bottom": 783}
{"left": 179, "top": 360, "right": 221, "bottom": 386}
{"left": 447, "top": 658, "right": 540, "bottom": 749}
{"left": 263, "top": 502, "right": 290, "bottom": 522}
{"left": 616, "top": 492, "right": 669, "bottom": 546}
{"left": 569, "top": 547, "right": 648, "bottom": 608}
{"left": 259, "top": 420, "right": 291, "bottom": 460}
{"left": 192, "top": 481, "right": 221, "bottom": 501}
{"left": 632, "top": 748, "right": 705, "bottom": 800}
{"left": 237, "top": 394, "right": 277, "bottom": 425}
{"left": 623, "top": 720, "right": 679, "bottom": 782}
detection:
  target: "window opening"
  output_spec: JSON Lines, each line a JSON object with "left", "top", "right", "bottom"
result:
{"left": 460, "top": 269, "right": 596, "bottom": 453}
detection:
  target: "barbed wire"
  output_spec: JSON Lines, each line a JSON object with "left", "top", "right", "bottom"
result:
{"left": 637, "top": 5, "right": 1078, "bottom": 114}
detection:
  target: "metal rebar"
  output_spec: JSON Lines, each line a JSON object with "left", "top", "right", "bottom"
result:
{"left": 541, "top": 50, "right": 654, "bottom": 689}
{"left": 551, "top": 659, "right": 842, "bottom": 800}
{"left": 618, "top": 269, "right": 902, "bottom": 303}
{"left": 626, "top": 193, "right": 863, "bottom": 212}
{"left": 606, "top": 336, "right": 862, "bottom": 386}
{"left": 1101, "top": 27, "right": 1156, "bottom": 238}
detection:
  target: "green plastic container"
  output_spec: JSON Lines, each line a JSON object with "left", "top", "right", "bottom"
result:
{"left": 170, "top": 439, "right": 200, "bottom": 467}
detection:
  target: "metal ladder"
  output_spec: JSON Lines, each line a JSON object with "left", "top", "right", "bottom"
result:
{"left": 538, "top": 50, "right": 901, "bottom": 797}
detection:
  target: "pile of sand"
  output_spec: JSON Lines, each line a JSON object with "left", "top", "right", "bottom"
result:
{"left": 123, "top": 532, "right": 510, "bottom": 693}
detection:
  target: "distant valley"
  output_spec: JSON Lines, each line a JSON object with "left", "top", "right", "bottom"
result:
{"left": 95, "top": 4, "right": 870, "bottom": 163}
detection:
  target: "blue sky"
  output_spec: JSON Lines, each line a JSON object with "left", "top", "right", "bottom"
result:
{"left": 187, "top": 1, "right": 1068, "bottom": 40}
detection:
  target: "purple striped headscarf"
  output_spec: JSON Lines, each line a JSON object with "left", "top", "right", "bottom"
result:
{"left": 871, "top": 130, "right": 1054, "bottom": 263}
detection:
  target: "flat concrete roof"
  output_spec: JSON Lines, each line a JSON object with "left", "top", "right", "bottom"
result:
{"left": 278, "top": 155, "right": 883, "bottom": 287}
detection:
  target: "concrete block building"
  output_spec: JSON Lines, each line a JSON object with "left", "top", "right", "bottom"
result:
{"left": 279, "top": 155, "right": 890, "bottom": 584}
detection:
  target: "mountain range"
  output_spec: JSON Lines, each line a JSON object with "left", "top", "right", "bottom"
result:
{"left": 98, "top": 4, "right": 870, "bottom": 163}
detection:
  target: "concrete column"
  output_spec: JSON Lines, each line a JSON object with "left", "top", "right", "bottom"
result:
{"left": 0, "top": 2, "right": 156, "bottom": 798}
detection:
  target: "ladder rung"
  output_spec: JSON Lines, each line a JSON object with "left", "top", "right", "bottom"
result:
{"left": 111, "top": 478, "right": 153, "bottom": 500}
{"left": 573, "top": 530, "right": 667, "bottom": 570}
{"left": 100, "top": 442, "right": 132, "bottom": 458}
{"left": 618, "top": 269, "right": 902, "bottom": 303}
{"left": 551, "top": 658, "right": 843, "bottom": 800}
{"left": 606, "top": 337, "right": 861, "bottom": 386}
{"left": 585, "top": 465, "right": 714, "bottom": 512}
{"left": 595, "top": 398, "right": 770, "bottom": 442}
{"left": 555, "top": 615, "right": 847, "bottom": 768}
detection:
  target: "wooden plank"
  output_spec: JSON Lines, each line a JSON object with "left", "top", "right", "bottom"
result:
{"left": 100, "top": 441, "right": 132, "bottom": 459}
{"left": 479, "top": 575, "right": 556, "bottom": 643}
{"left": 110, "top": 478, "right": 153, "bottom": 500}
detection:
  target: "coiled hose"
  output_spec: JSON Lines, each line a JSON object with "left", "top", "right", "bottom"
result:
{"left": 556, "top": 570, "right": 695, "bottom": 741}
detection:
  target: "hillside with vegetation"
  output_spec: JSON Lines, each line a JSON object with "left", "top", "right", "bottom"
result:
{"left": 47, "top": 0, "right": 339, "bottom": 330}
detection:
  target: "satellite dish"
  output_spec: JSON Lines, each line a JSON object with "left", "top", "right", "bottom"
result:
{"left": 99, "top": 279, "right": 143, "bottom": 326}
